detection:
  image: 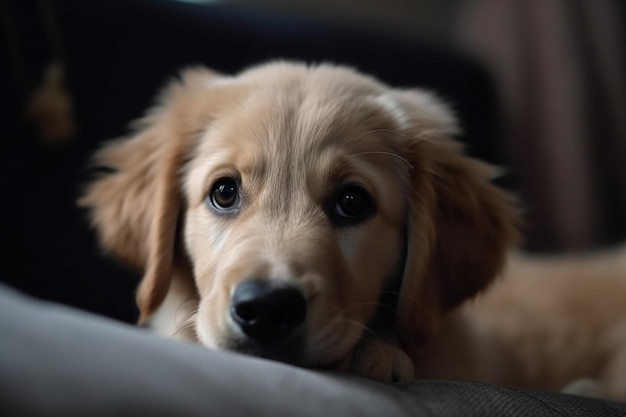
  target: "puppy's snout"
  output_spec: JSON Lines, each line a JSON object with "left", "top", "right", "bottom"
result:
{"left": 230, "top": 280, "right": 307, "bottom": 342}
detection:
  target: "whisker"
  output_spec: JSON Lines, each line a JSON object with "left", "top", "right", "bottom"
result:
{"left": 379, "top": 291, "right": 423, "bottom": 307}
{"left": 171, "top": 313, "right": 196, "bottom": 335}
{"left": 340, "top": 301, "right": 398, "bottom": 316}
{"left": 171, "top": 322, "right": 198, "bottom": 340}
{"left": 171, "top": 300, "right": 200, "bottom": 338}
{"left": 174, "top": 296, "right": 199, "bottom": 322}
{"left": 413, "top": 128, "right": 443, "bottom": 140}
{"left": 307, "top": 332, "right": 342, "bottom": 356}
{"left": 346, "top": 128, "right": 401, "bottom": 149}
{"left": 378, "top": 290, "right": 437, "bottom": 319}
{"left": 306, "top": 318, "right": 365, "bottom": 357}
{"left": 326, "top": 307, "right": 381, "bottom": 339}
{"left": 171, "top": 323, "right": 194, "bottom": 338}
{"left": 352, "top": 151, "right": 414, "bottom": 169}
{"left": 347, "top": 127, "right": 442, "bottom": 151}
{"left": 306, "top": 317, "right": 353, "bottom": 356}
{"left": 341, "top": 319, "right": 380, "bottom": 339}
{"left": 308, "top": 316, "right": 343, "bottom": 346}
{"left": 172, "top": 319, "right": 195, "bottom": 336}
{"left": 345, "top": 128, "right": 444, "bottom": 170}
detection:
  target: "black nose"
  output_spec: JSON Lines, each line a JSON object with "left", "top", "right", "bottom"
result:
{"left": 230, "top": 280, "right": 307, "bottom": 342}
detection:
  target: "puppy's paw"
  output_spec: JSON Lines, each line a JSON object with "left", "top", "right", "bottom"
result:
{"left": 562, "top": 378, "right": 599, "bottom": 397}
{"left": 562, "top": 377, "right": 626, "bottom": 401}
{"left": 348, "top": 338, "right": 415, "bottom": 382}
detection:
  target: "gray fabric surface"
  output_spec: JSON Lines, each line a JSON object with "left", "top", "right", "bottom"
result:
{"left": 1, "top": 284, "right": 624, "bottom": 417}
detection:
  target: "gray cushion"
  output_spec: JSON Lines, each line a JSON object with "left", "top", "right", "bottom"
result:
{"left": 1, "top": 284, "right": 624, "bottom": 417}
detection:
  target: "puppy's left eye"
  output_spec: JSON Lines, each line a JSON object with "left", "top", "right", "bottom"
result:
{"left": 208, "top": 177, "right": 241, "bottom": 212}
{"left": 330, "top": 184, "right": 375, "bottom": 225}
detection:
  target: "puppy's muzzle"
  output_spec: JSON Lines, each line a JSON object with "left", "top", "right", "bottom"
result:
{"left": 230, "top": 279, "right": 307, "bottom": 342}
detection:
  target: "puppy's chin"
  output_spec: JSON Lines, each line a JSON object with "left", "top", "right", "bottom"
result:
{"left": 196, "top": 324, "right": 356, "bottom": 370}
{"left": 224, "top": 336, "right": 305, "bottom": 366}
{"left": 223, "top": 337, "right": 357, "bottom": 372}
{"left": 194, "top": 318, "right": 306, "bottom": 365}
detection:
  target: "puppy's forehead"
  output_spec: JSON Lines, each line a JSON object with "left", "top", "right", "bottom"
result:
{"left": 187, "top": 66, "right": 407, "bottom": 204}
{"left": 219, "top": 72, "right": 399, "bottom": 156}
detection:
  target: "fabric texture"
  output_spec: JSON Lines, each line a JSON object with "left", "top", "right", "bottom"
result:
{"left": 1, "top": 284, "right": 625, "bottom": 417}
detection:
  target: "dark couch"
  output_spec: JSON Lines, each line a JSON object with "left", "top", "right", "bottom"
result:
{"left": 1, "top": 0, "right": 624, "bottom": 415}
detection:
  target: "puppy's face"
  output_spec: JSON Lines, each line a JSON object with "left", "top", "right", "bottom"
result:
{"left": 82, "top": 62, "right": 518, "bottom": 373}
{"left": 183, "top": 71, "right": 409, "bottom": 366}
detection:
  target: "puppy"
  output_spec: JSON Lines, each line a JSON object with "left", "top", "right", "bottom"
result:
{"left": 80, "top": 62, "right": 626, "bottom": 401}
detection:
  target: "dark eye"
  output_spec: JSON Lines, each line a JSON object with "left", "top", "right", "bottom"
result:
{"left": 331, "top": 184, "right": 374, "bottom": 225}
{"left": 209, "top": 178, "right": 240, "bottom": 211}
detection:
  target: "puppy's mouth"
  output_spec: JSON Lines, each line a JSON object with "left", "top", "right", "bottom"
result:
{"left": 225, "top": 334, "right": 305, "bottom": 365}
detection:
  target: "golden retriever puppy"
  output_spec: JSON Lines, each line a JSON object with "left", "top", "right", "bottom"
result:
{"left": 80, "top": 62, "right": 626, "bottom": 401}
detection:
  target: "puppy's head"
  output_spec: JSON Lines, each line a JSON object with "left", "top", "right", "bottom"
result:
{"left": 81, "top": 62, "right": 519, "bottom": 368}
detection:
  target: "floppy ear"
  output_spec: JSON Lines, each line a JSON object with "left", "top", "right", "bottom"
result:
{"left": 391, "top": 90, "right": 520, "bottom": 344}
{"left": 80, "top": 67, "right": 221, "bottom": 323}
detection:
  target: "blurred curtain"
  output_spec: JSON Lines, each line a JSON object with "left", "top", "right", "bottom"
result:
{"left": 458, "top": 0, "right": 626, "bottom": 251}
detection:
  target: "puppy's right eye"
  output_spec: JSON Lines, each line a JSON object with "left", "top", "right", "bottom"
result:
{"left": 326, "top": 184, "right": 376, "bottom": 226}
{"left": 209, "top": 178, "right": 240, "bottom": 212}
